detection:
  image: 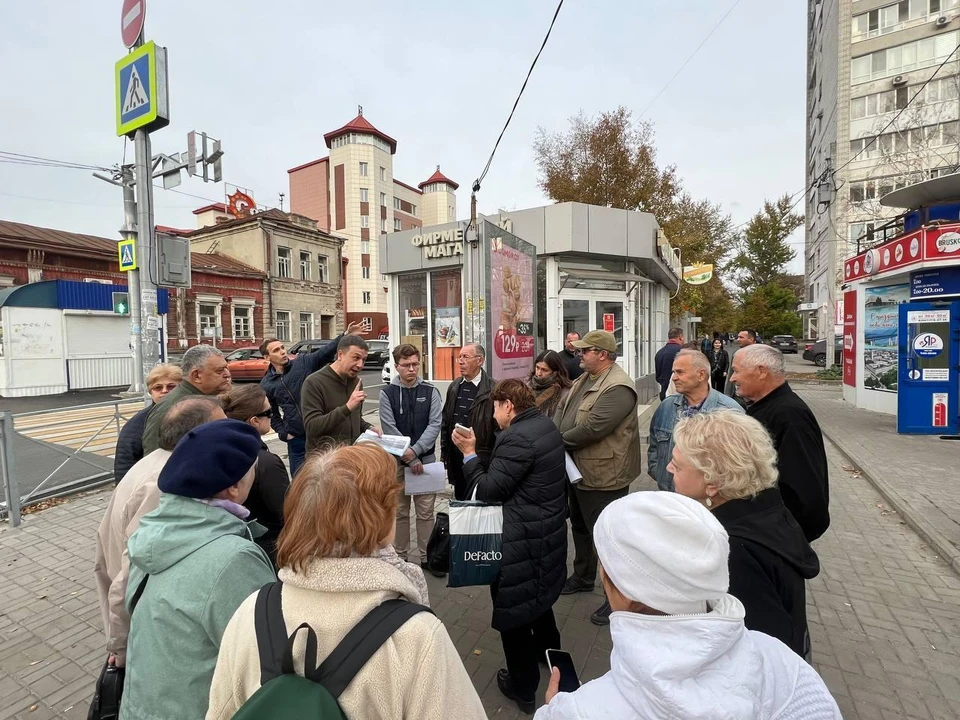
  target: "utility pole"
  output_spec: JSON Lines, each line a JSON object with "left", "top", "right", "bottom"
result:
{"left": 134, "top": 129, "right": 160, "bottom": 396}
{"left": 120, "top": 165, "right": 146, "bottom": 397}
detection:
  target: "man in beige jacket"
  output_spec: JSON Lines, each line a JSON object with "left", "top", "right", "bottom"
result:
{"left": 94, "top": 397, "right": 224, "bottom": 666}
{"left": 554, "top": 330, "right": 641, "bottom": 627}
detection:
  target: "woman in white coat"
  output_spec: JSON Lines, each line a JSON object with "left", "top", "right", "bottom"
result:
{"left": 534, "top": 492, "right": 841, "bottom": 720}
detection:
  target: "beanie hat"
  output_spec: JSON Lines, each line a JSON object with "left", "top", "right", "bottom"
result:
{"left": 158, "top": 419, "right": 261, "bottom": 499}
{"left": 594, "top": 492, "right": 729, "bottom": 615}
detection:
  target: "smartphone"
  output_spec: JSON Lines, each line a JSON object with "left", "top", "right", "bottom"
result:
{"left": 545, "top": 649, "right": 580, "bottom": 693}
{"left": 454, "top": 423, "right": 473, "bottom": 434}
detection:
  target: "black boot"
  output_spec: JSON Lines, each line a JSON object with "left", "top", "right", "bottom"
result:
{"left": 590, "top": 600, "right": 612, "bottom": 626}
{"left": 497, "top": 669, "right": 535, "bottom": 714}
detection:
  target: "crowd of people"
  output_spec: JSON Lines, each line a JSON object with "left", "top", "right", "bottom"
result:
{"left": 92, "top": 324, "right": 841, "bottom": 719}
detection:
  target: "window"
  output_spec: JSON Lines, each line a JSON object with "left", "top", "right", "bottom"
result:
{"left": 299, "top": 313, "right": 313, "bottom": 340}
{"left": 381, "top": 218, "right": 387, "bottom": 232}
{"left": 275, "top": 311, "right": 291, "bottom": 342}
{"left": 410, "top": 204, "right": 417, "bottom": 217}
{"left": 362, "top": 291, "right": 371, "bottom": 305}
{"left": 361, "top": 239, "right": 370, "bottom": 254}
{"left": 851, "top": 31, "right": 960, "bottom": 83}
{"left": 379, "top": 166, "right": 386, "bottom": 181}
{"left": 360, "top": 187, "right": 369, "bottom": 203}
{"left": 199, "top": 303, "right": 218, "bottom": 333}
{"left": 318, "top": 254, "right": 329, "bottom": 283}
{"left": 359, "top": 162, "right": 368, "bottom": 176}
{"left": 394, "top": 218, "right": 402, "bottom": 231}
{"left": 299, "top": 251, "right": 312, "bottom": 281}
{"left": 380, "top": 192, "right": 386, "bottom": 207}
{"left": 361, "top": 317, "right": 373, "bottom": 332}
{"left": 277, "top": 247, "right": 292, "bottom": 278}
{"left": 362, "top": 266, "right": 370, "bottom": 279}
{"left": 394, "top": 197, "right": 402, "bottom": 209}
{"left": 234, "top": 306, "right": 252, "bottom": 338}
{"left": 361, "top": 215, "right": 369, "bottom": 228}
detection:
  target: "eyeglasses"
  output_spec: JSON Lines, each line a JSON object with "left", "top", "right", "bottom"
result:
{"left": 577, "top": 347, "right": 603, "bottom": 356}
{"left": 398, "top": 362, "right": 421, "bottom": 369}
{"left": 149, "top": 383, "right": 178, "bottom": 392}
{"left": 458, "top": 355, "right": 480, "bottom": 362}
{"left": 254, "top": 409, "right": 273, "bottom": 419}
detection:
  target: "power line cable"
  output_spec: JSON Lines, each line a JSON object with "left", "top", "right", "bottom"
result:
{"left": 474, "top": 0, "right": 564, "bottom": 191}
{"left": 638, "top": 0, "right": 743, "bottom": 119}
{"left": 0, "top": 151, "right": 110, "bottom": 172}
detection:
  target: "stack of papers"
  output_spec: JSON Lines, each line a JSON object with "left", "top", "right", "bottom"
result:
{"left": 356, "top": 431, "right": 410, "bottom": 457}
{"left": 404, "top": 462, "right": 448, "bottom": 495}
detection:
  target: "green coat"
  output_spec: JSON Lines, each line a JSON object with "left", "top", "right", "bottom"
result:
{"left": 121, "top": 494, "right": 276, "bottom": 720}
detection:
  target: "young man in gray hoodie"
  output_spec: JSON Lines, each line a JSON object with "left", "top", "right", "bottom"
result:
{"left": 379, "top": 343, "right": 444, "bottom": 575}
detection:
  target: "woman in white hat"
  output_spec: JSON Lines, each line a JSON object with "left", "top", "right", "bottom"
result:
{"left": 533, "top": 492, "right": 840, "bottom": 719}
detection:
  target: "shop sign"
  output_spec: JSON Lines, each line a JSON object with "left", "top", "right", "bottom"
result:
{"left": 911, "top": 267, "right": 960, "bottom": 299}
{"left": 936, "top": 231, "right": 960, "bottom": 253}
{"left": 842, "top": 290, "right": 857, "bottom": 387}
{"left": 913, "top": 332, "right": 944, "bottom": 358}
{"left": 603, "top": 313, "right": 615, "bottom": 332}
{"left": 656, "top": 229, "right": 682, "bottom": 278}
{"left": 682, "top": 264, "right": 713, "bottom": 285}
{"left": 490, "top": 236, "right": 535, "bottom": 379}
{"left": 411, "top": 228, "right": 464, "bottom": 259}
{"left": 933, "top": 392, "right": 949, "bottom": 427}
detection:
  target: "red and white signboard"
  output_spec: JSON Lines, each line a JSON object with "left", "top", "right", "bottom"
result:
{"left": 843, "top": 290, "right": 857, "bottom": 387}
{"left": 121, "top": 0, "right": 145, "bottom": 49}
{"left": 602, "top": 313, "right": 615, "bottom": 333}
{"left": 933, "top": 392, "right": 949, "bottom": 427}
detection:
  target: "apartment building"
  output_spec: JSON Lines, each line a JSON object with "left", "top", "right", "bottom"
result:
{"left": 288, "top": 109, "right": 456, "bottom": 337}
{"left": 805, "top": 0, "right": 960, "bottom": 339}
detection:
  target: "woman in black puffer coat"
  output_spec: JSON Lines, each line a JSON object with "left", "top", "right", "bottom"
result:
{"left": 453, "top": 379, "right": 567, "bottom": 715}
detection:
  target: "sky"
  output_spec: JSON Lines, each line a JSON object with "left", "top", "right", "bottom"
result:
{"left": 0, "top": 0, "right": 807, "bottom": 272}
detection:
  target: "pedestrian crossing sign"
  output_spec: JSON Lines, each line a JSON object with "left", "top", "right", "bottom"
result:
{"left": 115, "top": 41, "right": 170, "bottom": 137}
{"left": 118, "top": 239, "right": 137, "bottom": 271}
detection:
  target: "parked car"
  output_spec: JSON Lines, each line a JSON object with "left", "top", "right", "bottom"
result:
{"left": 381, "top": 355, "right": 393, "bottom": 383}
{"left": 364, "top": 339, "right": 391, "bottom": 369}
{"left": 287, "top": 338, "right": 333, "bottom": 356}
{"left": 225, "top": 347, "right": 270, "bottom": 382}
{"left": 803, "top": 337, "right": 843, "bottom": 367}
{"left": 770, "top": 335, "right": 798, "bottom": 353}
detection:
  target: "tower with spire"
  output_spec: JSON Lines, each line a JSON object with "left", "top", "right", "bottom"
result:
{"left": 419, "top": 166, "right": 459, "bottom": 226}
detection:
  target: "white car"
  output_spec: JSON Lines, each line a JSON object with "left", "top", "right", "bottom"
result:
{"left": 381, "top": 356, "right": 393, "bottom": 384}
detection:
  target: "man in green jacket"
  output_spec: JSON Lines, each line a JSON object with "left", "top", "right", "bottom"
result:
{"left": 301, "top": 335, "right": 380, "bottom": 452}
{"left": 122, "top": 419, "right": 275, "bottom": 720}
{"left": 141, "top": 345, "right": 232, "bottom": 454}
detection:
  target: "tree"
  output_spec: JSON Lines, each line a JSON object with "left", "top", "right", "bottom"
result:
{"left": 533, "top": 107, "right": 737, "bottom": 331}
{"left": 729, "top": 194, "right": 803, "bottom": 291}
{"left": 738, "top": 283, "right": 803, "bottom": 338}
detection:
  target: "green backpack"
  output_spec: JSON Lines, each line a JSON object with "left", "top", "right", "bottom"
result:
{"left": 231, "top": 582, "right": 432, "bottom": 719}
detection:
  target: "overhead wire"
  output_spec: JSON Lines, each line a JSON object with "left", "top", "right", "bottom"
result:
{"left": 474, "top": 0, "right": 564, "bottom": 191}
{"left": 638, "top": 0, "right": 743, "bottom": 119}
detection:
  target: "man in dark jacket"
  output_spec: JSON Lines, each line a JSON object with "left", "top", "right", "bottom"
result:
{"left": 559, "top": 332, "right": 584, "bottom": 381}
{"left": 441, "top": 343, "right": 497, "bottom": 500}
{"left": 654, "top": 328, "right": 684, "bottom": 400}
{"left": 300, "top": 335, "right": 377, "bottom": 452}
{"left": 452, "top": 379, "right": 567, "bottom": 714}
{"left": 731, "top": 344, "right": 830, "bottom": 541}
{"left": 260, "top": 322, "right": 362, "bottom": 476}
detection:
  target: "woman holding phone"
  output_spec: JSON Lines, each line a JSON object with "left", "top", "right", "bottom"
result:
{"left": 452, "top": 379, "right": 568, "bottom": 715}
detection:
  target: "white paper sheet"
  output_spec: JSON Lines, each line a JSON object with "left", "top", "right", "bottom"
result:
{"left": 356, "top": 431, "right": 410, "bottom": 457}
{"left": 565, "top": 452, "right": 583, "bottom": 484}
{"left": 404, "top": 462, "right": 447, "bottom": 495}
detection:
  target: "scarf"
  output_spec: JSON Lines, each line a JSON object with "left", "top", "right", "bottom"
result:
{"left": 530, "top": 376, "right": 564, "bottom": 417}
{"left": 198, "top": 498, "right": 251, "bottom": 520}
{"left": 376, "top": 546, "right": 430, "bottom": 605}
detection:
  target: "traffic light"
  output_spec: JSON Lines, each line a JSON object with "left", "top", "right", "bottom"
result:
{"left": 112, "top": 292, "right": 130, "bottom": 316}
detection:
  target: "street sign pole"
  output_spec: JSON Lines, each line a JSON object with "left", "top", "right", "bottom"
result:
{"left": 120, "top": 164, "right": 145, "bottom": 397}
{"left": 135, "top": 127, "right": 160, "bottom": 401}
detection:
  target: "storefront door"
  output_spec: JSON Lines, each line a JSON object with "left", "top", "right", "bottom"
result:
{"left": 561, "top": 294, "right": 631, "bottom": 375}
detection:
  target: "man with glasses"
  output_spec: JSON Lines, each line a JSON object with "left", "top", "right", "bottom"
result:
{"left": 441, "top": 343, "right": 497, "bottom": 500}
{"left": 554, "top": 330, "right": 641, "bottom": 626}
{"left": 260, "top": 321, "right": 363, "bottom": 476}
{"left": 379, "top": 344, "right": 445, "bottom": 576}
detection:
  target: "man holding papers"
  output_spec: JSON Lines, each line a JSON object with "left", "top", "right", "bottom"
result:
{"left": 379, "top": 343, "right": 444, "bottom": 576}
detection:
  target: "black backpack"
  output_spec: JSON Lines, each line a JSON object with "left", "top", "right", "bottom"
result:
{"left": 232, "top": 582, "right": 432, "bottom": 719}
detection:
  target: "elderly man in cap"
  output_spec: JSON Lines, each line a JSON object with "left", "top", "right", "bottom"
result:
{"left": 533, "top": 492, "right": 842, "bottom": 719}
{"left": 120, "top": 419, "right": 276, "bottom": 720}
{"left": 554, "top": 329, "right": 641, "bottom": 626}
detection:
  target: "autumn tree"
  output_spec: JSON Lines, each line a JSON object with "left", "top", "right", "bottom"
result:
{"left": 533, "top": 106, "right": 736, "bottom": 331}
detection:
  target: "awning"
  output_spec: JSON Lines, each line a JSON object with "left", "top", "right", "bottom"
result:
{"left": 559, "top": 267, "right": 653, "bottom": 294}
{"left": 880, "top": 173, "right": 960, "bottom": 208}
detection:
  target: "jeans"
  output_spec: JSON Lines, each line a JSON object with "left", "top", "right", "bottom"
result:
{"left": 286, "top": 435, "right": 306, "bottom": 478}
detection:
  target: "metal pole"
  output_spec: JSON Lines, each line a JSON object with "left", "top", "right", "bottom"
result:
{"left": 135, "top": 128, "right": 160, "bottom": 403}
{"left": 1, "top": 412, "right": 22, "bottom": 528}
{"left": 121, "top": 164, "right": 145, "bottom": 397}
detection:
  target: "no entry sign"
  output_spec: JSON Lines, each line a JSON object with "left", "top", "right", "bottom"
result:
{"left": 121, "top": 0, "right": 145, "bottom": 48}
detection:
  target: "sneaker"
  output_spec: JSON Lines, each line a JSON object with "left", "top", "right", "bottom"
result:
{"left": 590, "top": 600, "right": 612, "bottom": 626}
{"left": 496, "top": 669, "right": 535, "bottom": 715}
{"left": 420, "top": 562, "right": 447, "bottom": 579}
{"left": 561, "top": 577, "right": 593, "bottom": 595}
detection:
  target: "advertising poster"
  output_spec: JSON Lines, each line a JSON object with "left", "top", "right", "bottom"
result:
{"left": 489, "top": 237, "right": 535, "bottom": 379}
{"left": 863, "top": 284, "right": 909, "bottom": 393}
{"left": 434, "top": 307, "right": 461, "bottom": 348}
{"left": 842, "top": 291, "right": 857, "bottom": 387}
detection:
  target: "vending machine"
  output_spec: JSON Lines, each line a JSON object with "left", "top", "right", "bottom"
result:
{"left": 897, "top": 301, "right": 960, "bottom": 434}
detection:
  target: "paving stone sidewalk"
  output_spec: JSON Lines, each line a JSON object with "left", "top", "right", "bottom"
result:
{"left": 796, "top": 385, "right": 960, "bottom": 575}
{"left": 2, "top": 402, "right": 960, "bottom": 717}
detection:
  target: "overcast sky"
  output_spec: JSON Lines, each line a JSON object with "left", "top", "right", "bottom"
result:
{"left": 0, "top": 0, "right": 806, "bottom": 271}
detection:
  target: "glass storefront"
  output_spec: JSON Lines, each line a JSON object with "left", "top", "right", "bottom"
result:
{"left": 397, "top": 273, "right": 429, "bottom": 377}
{"left": 431, "top": 269, "right": 462, "bottom": 380}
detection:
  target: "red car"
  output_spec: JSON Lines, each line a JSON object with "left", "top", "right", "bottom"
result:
{"left": 225, "top": 347, "right": 287, "bottom": 382}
